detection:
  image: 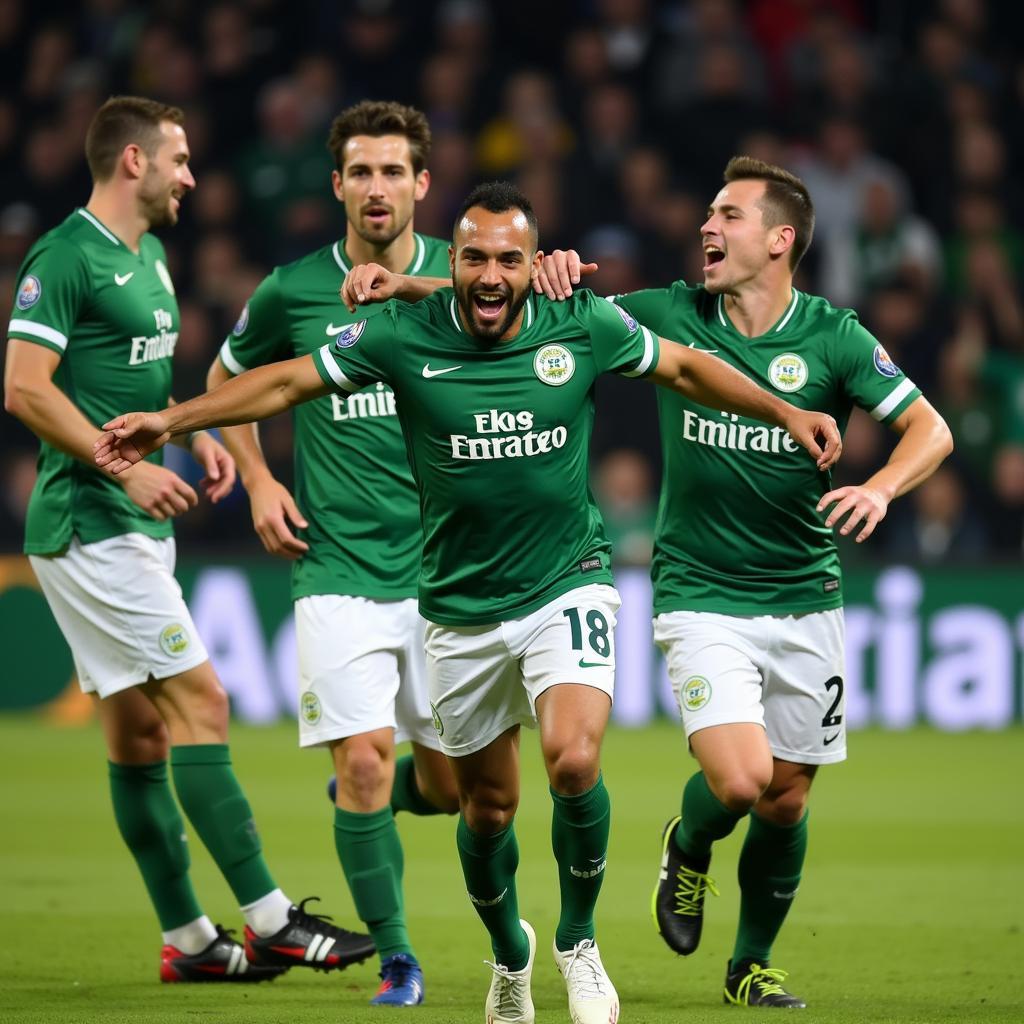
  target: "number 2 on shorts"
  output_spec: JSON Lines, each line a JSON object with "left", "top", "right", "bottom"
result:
{"left": 563, "top": 607, "right": 611, "bottom": 659}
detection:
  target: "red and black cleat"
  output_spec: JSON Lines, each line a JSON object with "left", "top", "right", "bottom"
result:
{"left": 244, "top": 897, "right": 375, "bottom": 972}
{"left": 161, "top": 925, "right": 288, "bottom": 983}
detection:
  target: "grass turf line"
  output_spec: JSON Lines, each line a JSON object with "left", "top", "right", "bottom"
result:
{"left": 0, "top": 717, "right": 1021, "bottom": 1023}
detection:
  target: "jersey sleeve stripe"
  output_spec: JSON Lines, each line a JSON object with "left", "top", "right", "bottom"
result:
{"left": 869, "top": 378, "right": 917, "bottom": 421}
{"left": 8, "top": 319, "right": 68, "bottom": 351}
{"left": 218, "top": 339, "right": 248, "bottom": 376}
{"left": 316, "top": 344, "right": 359, "bottom": 393}
{"left": 620, "top": 325, "right": 656, "bottom": 377}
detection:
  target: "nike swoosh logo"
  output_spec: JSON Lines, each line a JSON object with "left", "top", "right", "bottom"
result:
{"left": 114, "top": 272, "right": 134, "bottom": 286}
{"left": 324, "top": 323, "right": 347, "bottom": 335}
{"left": 578, "top": 658, "right": 608, "bottom": 669}
{"left": 422, "top": 364, "right": 462, "bottom": 378}
{"left": 823, "top": 732, "right": 841, "bottom": 746}
{"left": 688, "top": 341, "right": 719, "bottom": 354}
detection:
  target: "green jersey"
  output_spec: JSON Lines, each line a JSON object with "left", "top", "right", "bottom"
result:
{"left": 313, "top": 288, "right": 659, "bottom": 625}
{"left": 617, "top": 283, "right": 921, "bottom": 616}
{"left": 220, "top": 233, "right": 450, "bottom": 601}
{"left": 8, "top": 209, "right": 179, "bottom": 555}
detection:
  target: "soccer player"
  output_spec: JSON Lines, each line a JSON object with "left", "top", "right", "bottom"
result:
{"left": 536, "top": 156, "right": 954, "bottom": 1008}
{"left": 207, "top": 100, "right": 459, "bottom": 1007}
{"left": 4, "top": 96, "right": 373, "bottom": 983}
{"left": 94, "top": 181, "right": 841, "bottom": 1024}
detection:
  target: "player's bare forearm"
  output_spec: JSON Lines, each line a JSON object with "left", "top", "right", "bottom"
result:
{"left": 650, "top": 339, "right": 841, "bottom": 468}
{"left": 651, "top": 340, "right": 792, "bottom": 427}
{"left": 164, "top": 355, "right": 330, "bottom": 435}
{"left": 206, "top": 357, "right": 273, "bottom": 487}
{"left": 864, "top": 397, "right": 954, "bottom": 501}
{"left": 5, "top": 338, "right": 116, "bottom": 470}
{"left": 393, "top": 275, "right": 450, "bottom": 301}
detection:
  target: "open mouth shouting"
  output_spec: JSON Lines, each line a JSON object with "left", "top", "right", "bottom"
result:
{"left": 471, "top": 288, "right": 510, "bottom": 324}
{"left": 703, "top": 243, "right": 725, "bottom": 273}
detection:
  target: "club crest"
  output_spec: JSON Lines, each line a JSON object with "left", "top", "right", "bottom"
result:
{"left": 768, "top": 352, "right": 808, "bottom": 392}
{"left": 534, "top": 344, "right": 575, "bottom": 386}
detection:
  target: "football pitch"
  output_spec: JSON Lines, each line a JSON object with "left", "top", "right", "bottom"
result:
{"left": 1, "top": 716, "right": 1021, "bottom": 1023}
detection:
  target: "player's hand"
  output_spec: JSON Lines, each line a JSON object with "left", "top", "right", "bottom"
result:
{"left": 190, "top": 431, "right": 236, "bottom": 503}
{"left": 533, "top": 249, "right": 599, "bottom": 300}
{"left": 95, "top": 412, "right": 173, "bottom": 474}
{"left": 247, "top": 472, "right": 309, "bottom": 559}
{"left": 784, "top": 409, "right": 842, "bottom": 470}
{"left": 340, "top": 263, "right": 402, "bottom": 311}
{"left": 817, "top": 485, "right": 889, "bottom": 543}
{"left": 117, "top": 460, "right": 198, "bottom": 521}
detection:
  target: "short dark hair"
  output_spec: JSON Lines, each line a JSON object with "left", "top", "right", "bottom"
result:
{"left": 85, "top": 96, "right": 185, "bottom": 183}
{"left": 453, "top": 181, "right": 539, "bottom": 248}
{"left": 327, "top": 100, "right": 432, "bottom": 174}
{"left": 723, "top": 155, "right": 815, "bottom": 270}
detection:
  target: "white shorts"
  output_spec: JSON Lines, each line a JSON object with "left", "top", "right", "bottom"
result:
{"left": 653, "top": 608, "right": 847, "bottom": 765}
{"left": 295, "top": 594, "right": 441, "bottom": 750}
{"left": 28, "top": 533, "right": 209, "bottom": 699}
{"left": 425, "top": 584, "right": 620, "bottom": 757}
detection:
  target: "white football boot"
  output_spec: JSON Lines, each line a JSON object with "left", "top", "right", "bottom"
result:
{"left": 483, "top": 920, "right": 536, "bottom": 1024}
{"left": 553, "top": 937, "right": 620, "bottom": 1024}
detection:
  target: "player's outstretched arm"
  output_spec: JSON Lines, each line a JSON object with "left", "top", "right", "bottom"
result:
{"left": 818, "top": 396, "right": 953, "bottom": 542}
{"left": 95, "top": 353, "right": 330, "bottom": 475}
{"left": 650, "top": 338, "right": 842, "bottom": 470}
{"left": 340, "top": 264, "right": 450, "bottom": 311}
{"left": 533, "top": 249, "right": 599, "bottom": 300}
{"left": 206, "top": 357, "right": 308, "bottom": 559}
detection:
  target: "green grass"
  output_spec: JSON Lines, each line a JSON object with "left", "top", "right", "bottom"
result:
{"left": 1, "top": 718, "right": 1021, "bottom": 1023}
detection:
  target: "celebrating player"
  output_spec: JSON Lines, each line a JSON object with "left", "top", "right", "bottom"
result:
{"left": 207, "top": 100, "right": 458, "bottom": 1007}
{"left": 536, "top": 156, "right": 953, "bottom": 1008}
{"left": 94, "top": 180, "right": 840, "bottom": 1024}
{"left": 5, "top": 96, "right": 373, "bottom": 983}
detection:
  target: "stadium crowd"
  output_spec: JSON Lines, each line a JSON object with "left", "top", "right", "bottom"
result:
{"left": 1, "top": 0, "right": 1022, "bottom": 558}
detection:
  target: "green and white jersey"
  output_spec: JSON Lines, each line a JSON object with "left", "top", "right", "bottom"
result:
{"left": 616, "top": 283, "right": 921, "bottom": 616}
{"left": 220, "top": 233, "right": 450, "bottom": 601}
{"left": 313, "top": 287, "right": 659, "bottom": 625}
{"left": 8, "top": 209, "right": 180, "bottom": 555}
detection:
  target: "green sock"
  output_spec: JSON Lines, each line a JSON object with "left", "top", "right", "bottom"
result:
{"left": 334, "top": 806, "right": 410, "bottom": 958}
{"left": 108, "top": 760, "right": 203, "bottom": 930}
{"left": 675, "top": 770, "right": 745, "bottom": 860}
{"left": 733, "top": 810, "right": 809, "bottom": 964}
{"left": 391, "top": 755, "right": 444, "bottom": 816}
{"left": 551, "top": 775, "right": 611, "bottom": 951}
{"left": 170, "top": 744, "right": 277, "bottom": 906}
{"left": 456, "top": 816, "right": 529, "bottom": 970}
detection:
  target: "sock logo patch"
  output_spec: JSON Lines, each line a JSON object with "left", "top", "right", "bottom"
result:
{"left": 681, "top": 676, "right": 712, "bottom": 712}
{"left": 772, "top": 888, "right": 798, "bottom": 899}
{"left": 468, "top": 887, "right": 508, "bottom": 907}
{"left": 569, "top": 856, "right": 607, "bottom": 879}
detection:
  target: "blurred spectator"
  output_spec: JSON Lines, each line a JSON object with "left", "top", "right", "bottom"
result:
{"left": 848, "top": 178, "right": 943, "bottom": 305}
{"left": 793, "top": 115, "right": 909, "bottom": 306}
{"left": 885, "top": 465, "right": 988, "bottom": 561}
{"left": 235, "top": 76, "right": 334, "bottom": 263}
{"left": 594, "top": 448, "right": 657, "bottom": 566}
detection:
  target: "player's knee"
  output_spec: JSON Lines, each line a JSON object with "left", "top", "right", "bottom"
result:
{"left": 337, "top": 740, "right": 388, "bottom": 799}
{"left": 112, "top": 716, "right": 170, "bottom": 762}
{"left": 421, "top": 773, "right": 460, "bottom": 814}
{"left": 461, "top": 790, "right": 517, "bottom": 834}
{"left": 546, "top": 746, "right": 600, "bottom": 796}
{"left": 757, "top": 788, "right": 809, "bottom": 827}
{"left": 715, "top": 775, "right": 767, "bottom": 814}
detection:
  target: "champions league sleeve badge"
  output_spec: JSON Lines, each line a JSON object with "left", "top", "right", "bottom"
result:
{"left": 610, "top": 302, "right": 639, "bottom": 333}
{"left": 332, "top": 319, "right": 367, "bottom": 350}
{"left": 16, "top": 275, "right": 41, "bottom": 310}
{"left": 872, "top": 344, "right": 901, "bottom": 378}
{"left": 232, "top": 303, "right": 250, "bottom": 336}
